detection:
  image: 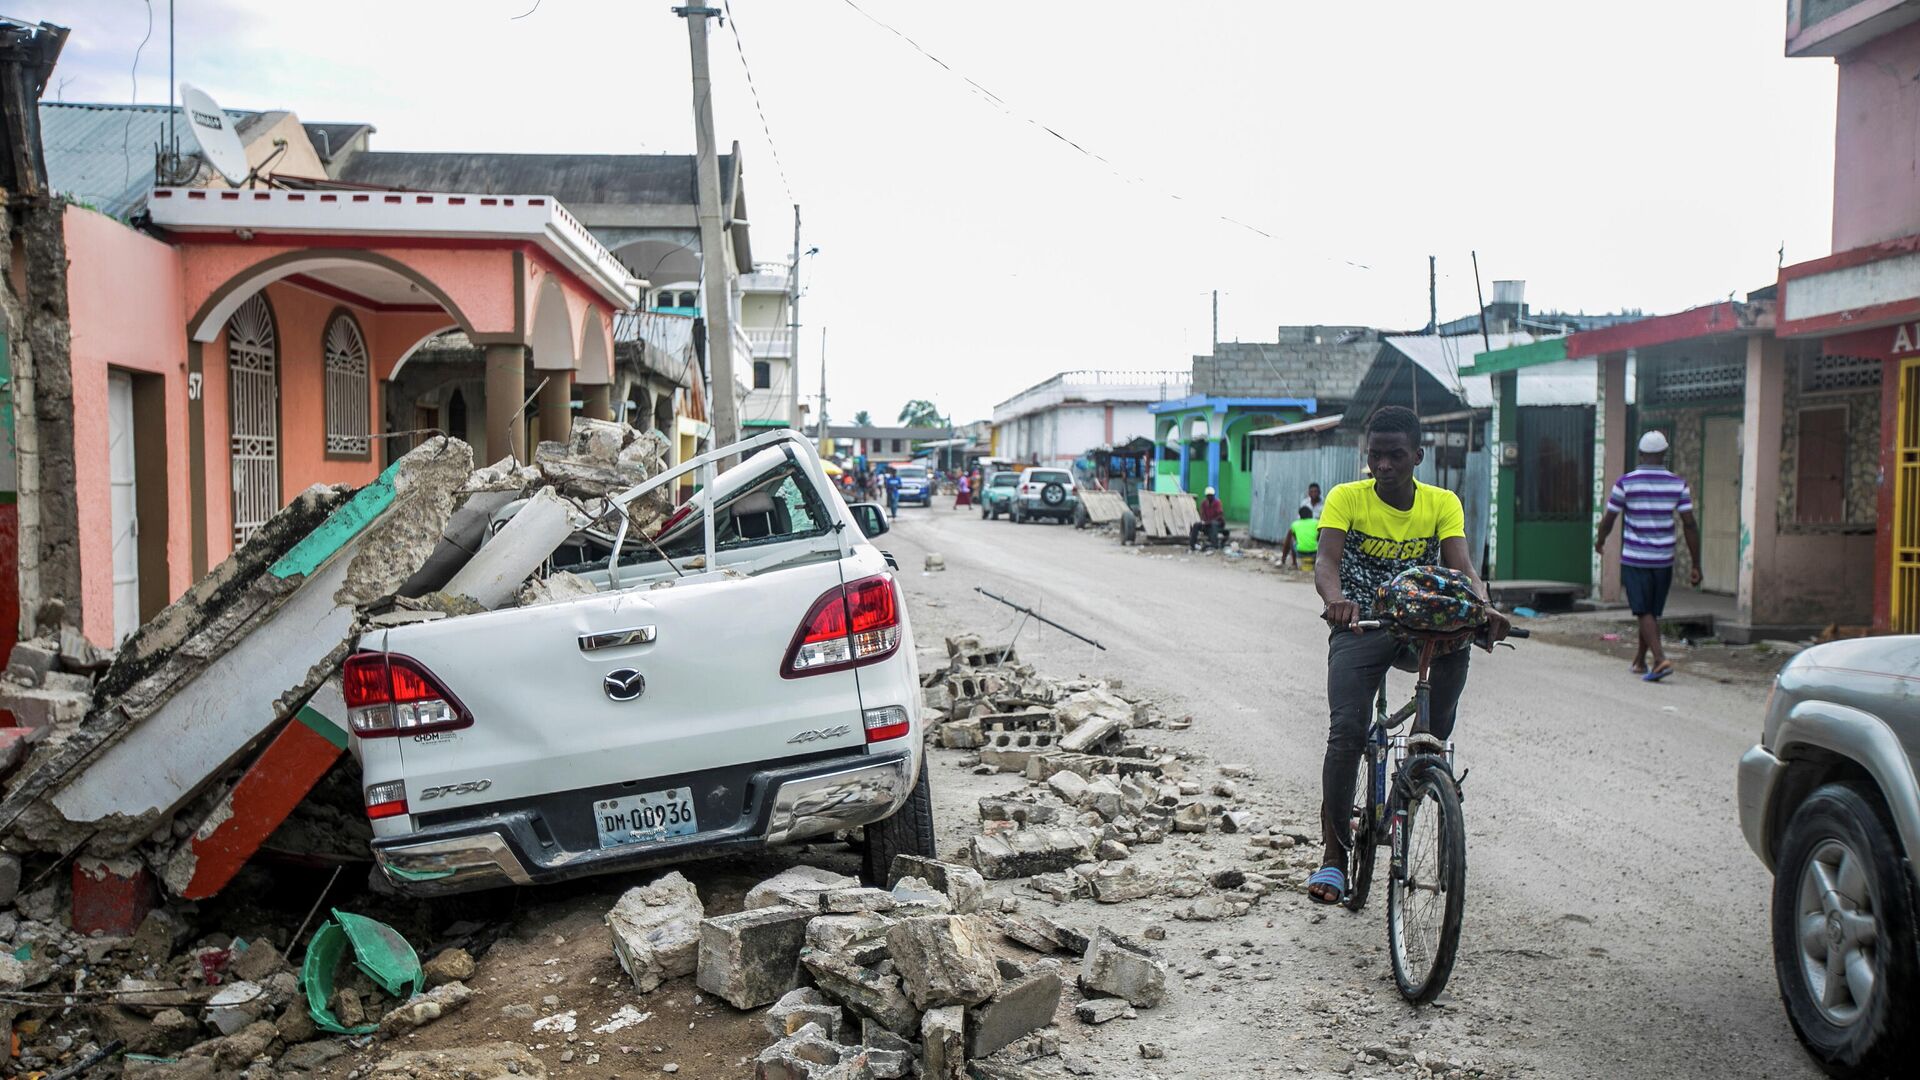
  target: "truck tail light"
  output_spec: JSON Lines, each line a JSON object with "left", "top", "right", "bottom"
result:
{"left": 783, "top": 575, "right": 902, "bottom": 678}
{"left": 862, "top": 705, "right": 910, "bottom": 742}
{"left": 364, "top": 780, "right": 409, "bottom": 820}
{"left": 343, "top": 652, "right": 472, "bottom": 737}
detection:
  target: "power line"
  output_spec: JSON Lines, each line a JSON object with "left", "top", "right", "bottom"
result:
{"left": 721, "top": 0, "right": 795, "bottom": 204}
{"left": 834, "top": 0, "right": 1368, "bottom": 270}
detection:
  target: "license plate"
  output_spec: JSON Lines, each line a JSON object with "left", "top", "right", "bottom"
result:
{"left": 593, "top": 787, "right": 697, "bottom": 848}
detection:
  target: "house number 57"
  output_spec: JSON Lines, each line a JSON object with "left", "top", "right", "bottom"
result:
{"left": 188, "top": 373, "right": 203, "bottom": 401}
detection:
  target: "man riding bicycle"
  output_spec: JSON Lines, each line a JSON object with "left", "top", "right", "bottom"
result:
{"left": 1307, "top": 406, "right": 1508, "bottom": 905}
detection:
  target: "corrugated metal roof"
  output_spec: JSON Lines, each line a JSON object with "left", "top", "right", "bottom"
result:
{"left": 337, "top": 151, "right": 737, "bottom": 210}
{"left": 1358, "top": 334, "right": 1604, "bottom": 411}
{"left": 38, "top": 101, "right": 249, "bottom": 219}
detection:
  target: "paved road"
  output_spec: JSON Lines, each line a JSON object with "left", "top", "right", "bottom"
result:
{"left": 885, "top": 505, "right": 1817, "bottom": 1080}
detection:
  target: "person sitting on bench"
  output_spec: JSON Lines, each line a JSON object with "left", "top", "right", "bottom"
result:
{"left": 1190, "top": 487, "right": 1227, "bottom": 550}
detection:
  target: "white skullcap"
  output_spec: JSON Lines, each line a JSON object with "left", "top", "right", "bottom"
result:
{"left": 1638, "top": 430, "right": 1669, "bottom": 454}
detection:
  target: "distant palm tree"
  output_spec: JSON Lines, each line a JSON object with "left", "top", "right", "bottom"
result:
{"left": 852, "top": 409, "right": 873, "bottom": 427}
{"left": 897, "top": 399, "right": 944, "bottom": 427}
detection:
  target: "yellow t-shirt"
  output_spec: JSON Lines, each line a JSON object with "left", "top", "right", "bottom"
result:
{"left": 1319, "top": 479, "right": 1465, "bottom": 617}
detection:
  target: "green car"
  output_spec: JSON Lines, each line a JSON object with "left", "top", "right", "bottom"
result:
{"left": 979, "top": 471, "right": 1019, "bottom": 519}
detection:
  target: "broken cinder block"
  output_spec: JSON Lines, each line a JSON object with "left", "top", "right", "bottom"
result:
{"left": 1079, "top": 928, "right": 1168, "bottom": 1008}
{"left": 608, "top": 871, "right": 706, "bottom": 993}
{"left": 884, "top": 915, "right": 1001, "bottom": 1009}
{"left": 969, "top": 826, "right": 1098, "bottom": 880}
{"left": 967, "top": 960, "right": 1064, "bottom": 1058}
{"left": 696, "top": 904, "right": 813, "bottom": 1009}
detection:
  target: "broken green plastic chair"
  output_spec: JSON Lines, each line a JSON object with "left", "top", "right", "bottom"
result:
{"left": 301, "top": 909, "right": 425, "bottom": 1034}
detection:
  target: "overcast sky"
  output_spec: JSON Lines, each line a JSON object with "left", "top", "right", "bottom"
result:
{"left": 29, "top": 0, "right": 1837, "bottom": 425}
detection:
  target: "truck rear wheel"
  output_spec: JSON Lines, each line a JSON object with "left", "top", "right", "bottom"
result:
{"left": 861, "top": 759, "right": 935, "bottom": 886}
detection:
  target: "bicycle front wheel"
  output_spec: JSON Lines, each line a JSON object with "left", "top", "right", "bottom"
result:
{"left": 1388, "top": 761, "right": 1466, "bottom": 1003}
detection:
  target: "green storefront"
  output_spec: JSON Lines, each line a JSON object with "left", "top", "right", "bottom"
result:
{"left": 1146, "top": 395, "right": 1317, "bottom": 523}
{"left": 1462, "top": 339, "right": 1595, "bottom": 588}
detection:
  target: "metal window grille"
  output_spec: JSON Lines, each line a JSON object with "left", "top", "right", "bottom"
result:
{"left": 1517, "top": 406, "right": 1594, "bottom": 521}
{"left": 1799, "top": 353, "right": 1883, "bottom": 395}
{"left": 1895, "top": 359, "right": 1920, "bottom": 633}
{"left": 324, "top": 314, "right": 371, "bottom": 456}
{"left": 227, "top": 294, "right": 280, "bottom": 546}
{"left": 1644, "top": 358, "right": 1746, "bottom": 405}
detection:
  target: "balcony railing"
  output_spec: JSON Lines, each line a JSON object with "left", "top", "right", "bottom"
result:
{"left": 743, "top": 326, "right": 794, "bottom": 357}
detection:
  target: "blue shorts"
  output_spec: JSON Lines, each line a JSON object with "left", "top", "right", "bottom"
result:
{"left": 1621, "top": 564, "right": 1674, "bottom": 617}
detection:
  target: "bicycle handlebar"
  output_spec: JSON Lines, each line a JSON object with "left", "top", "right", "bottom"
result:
{"left": 1348, "top": 619, "right": 1529, "bottom": 639}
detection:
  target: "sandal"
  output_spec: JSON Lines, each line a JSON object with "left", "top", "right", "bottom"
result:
{"left": 1642, "top": 660, "right": 1674, "bottom": 683}
{"left": 1307, "top": 866, "right": 1346, "bottom": 905}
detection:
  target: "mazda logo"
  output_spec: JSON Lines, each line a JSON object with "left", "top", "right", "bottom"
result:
{"left": 603, "top": 668, "right": 647, "bottom": 702}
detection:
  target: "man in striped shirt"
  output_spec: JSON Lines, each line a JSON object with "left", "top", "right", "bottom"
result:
{"left": 1594, "top": 430, "right": 1701, "bottom": 682}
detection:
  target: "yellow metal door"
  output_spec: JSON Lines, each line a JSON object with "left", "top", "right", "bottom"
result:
{"left": 1895, "top": 359, "right": 1920, "bottom": 633}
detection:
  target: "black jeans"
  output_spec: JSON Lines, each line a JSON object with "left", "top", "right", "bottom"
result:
{"left": 1189, "top": 520, "right": 1225, "bottom": 548}
{"left": 1321, "top": 629, "right": 1470, "bottom": 863}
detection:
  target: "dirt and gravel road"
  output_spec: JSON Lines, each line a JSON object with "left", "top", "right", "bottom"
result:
{"left": 883, "top": 504, "right": 1817, "bottom": 1080}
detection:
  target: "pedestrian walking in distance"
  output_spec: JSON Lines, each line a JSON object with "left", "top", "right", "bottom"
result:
{"left": 1593, "top": 430, "right": 1701, "bottom": 682}
{"left": 954, "top": 472, "right": 972, "bottom": 510}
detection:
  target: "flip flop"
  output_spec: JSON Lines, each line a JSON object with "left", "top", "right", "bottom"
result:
{"left": 1307, "top": 866, "right": 1346, "bottom": 905}
{"left": 1643, "top": 661, "right": 1674, "bottom": 683}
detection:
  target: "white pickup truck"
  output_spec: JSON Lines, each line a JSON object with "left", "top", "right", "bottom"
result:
{"left": 343, "top": 431, "right": 933, "bottom": 895}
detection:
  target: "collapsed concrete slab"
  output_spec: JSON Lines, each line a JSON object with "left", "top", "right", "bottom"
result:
{"left": 438, "top": 487, "right": 576, "bottom": 610}
{"left": 0, "top": 439, "right": 474, "bottom": 855}
{"left": 160, "top": 679, "right": 350, "bottom": 899}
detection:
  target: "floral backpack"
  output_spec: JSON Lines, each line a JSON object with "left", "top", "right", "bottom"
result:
{"left": 1374, "top": 566, "right": 1486, "bottom": 633}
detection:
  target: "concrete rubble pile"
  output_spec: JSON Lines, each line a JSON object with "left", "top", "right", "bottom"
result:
{"left": 0, "top": 418, "right": 669, "bottom": 903}
{"left": 687, "top": 854, "right": 1172, "bottom": 1080}
{"left": 919, "top": 634, "right": 1297, "bottom": 920}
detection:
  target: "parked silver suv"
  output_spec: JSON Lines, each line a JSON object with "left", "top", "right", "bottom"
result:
{"left": 1737, "top": 635, "right": 1920, "bottom": 1077}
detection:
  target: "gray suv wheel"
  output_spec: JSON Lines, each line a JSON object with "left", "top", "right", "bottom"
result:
{"left": 1771, "top": 782, "right": 1918, "bottom": 1077}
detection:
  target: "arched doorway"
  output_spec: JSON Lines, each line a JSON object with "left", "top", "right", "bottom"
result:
{"left": 226, "top": 293, "right": 280, "bottom": 545}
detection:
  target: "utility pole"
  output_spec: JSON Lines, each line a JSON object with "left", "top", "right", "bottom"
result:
{"left": 1471, "top": 250, "right": 1491, "bottom": 356}
{"left": 1428, "top": 255, "right": 1438, "bottom": 335}
{"left": 816, "top": 326, "right": 829, "bottom": 457}
{"left": 1211, "top": 289, "right": 1219, "bottom": 351}
{"left": 787, "top": 204, "right": 802, "bottom": 429}
{"left": 675, "top": 5, "right": 739, "bottom": 454}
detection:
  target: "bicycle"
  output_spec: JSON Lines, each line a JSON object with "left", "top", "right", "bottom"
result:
{"left": 1339, "top": 615, "right": 1527, "bottom": 1004}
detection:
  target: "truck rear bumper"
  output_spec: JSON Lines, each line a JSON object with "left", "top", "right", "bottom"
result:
{"left": 371, "top": 750, "right": 914, "bottom": 895}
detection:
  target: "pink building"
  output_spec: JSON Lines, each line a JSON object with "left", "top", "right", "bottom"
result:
{"left": 60, "top": 189, "right": 639, "bottom": 646}
{"left": 1776, "top": 0, "right": 1920, "bottom": 634}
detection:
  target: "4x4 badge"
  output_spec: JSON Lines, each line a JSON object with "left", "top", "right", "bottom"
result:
{"left": 603, "top": 669, "right": 647, "bottom": 702}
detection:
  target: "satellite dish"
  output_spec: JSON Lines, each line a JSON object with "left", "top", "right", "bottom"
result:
{"left": 178, "top": 83, "right": 249, "bottom": 186}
